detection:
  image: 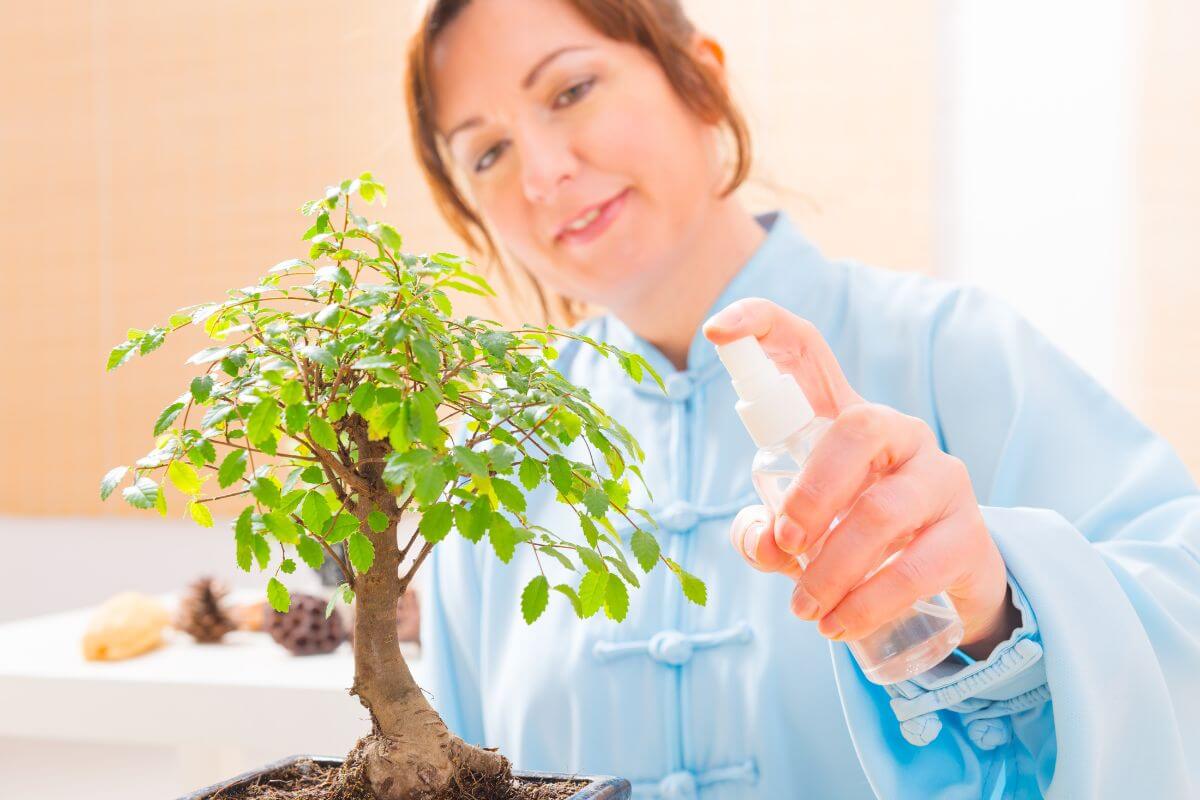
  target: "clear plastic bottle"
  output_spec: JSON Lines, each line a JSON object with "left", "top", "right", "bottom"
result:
{"left": 715, "top": 336, "right": 963, "bottom": 684}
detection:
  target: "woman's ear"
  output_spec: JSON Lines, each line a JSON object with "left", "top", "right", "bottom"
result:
{"left": 692, "top": 33, "right": 728, "bottom": 81}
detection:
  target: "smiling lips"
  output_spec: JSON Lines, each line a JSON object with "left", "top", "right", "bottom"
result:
{"left": 554, "top": 188, "right": 631, "bottom": 247}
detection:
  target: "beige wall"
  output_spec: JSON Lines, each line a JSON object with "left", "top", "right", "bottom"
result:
{"left": 0, "top": 1, "right": 938, "bottom": 516}
{"left": 1136, "top": 0, "right": 1200, "bottom": 478}
{"left": 4, "top": 1, "right": 1196, "bottom": 517}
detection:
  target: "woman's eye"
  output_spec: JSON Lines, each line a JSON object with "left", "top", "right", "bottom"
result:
{"left": 552, "top": 77, "right": 595, "bottom": 110}
{"left": 474, "top": 141, "right": 507, "bottom": 173}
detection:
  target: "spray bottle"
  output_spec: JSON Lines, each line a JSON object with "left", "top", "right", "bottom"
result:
{"left": 716, "top": 335, "right": 963, "bottom": 684}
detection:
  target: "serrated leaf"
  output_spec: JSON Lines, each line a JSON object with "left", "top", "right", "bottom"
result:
{"left": 553, "top": 584, "right": 583, "bottom": 617}
{"left": 295, "top": 534, "right": 325, "bottom": 570}
{"left": 167, "top": 459, "right": 203, "bottom": 495}
{"left": 631, "top": 530, "right": 661, "bottom": 572}
{"left": 280, "top": 558, "right": 297, "bottom": 574}
{"left": 300, "top": 491, "right": 331, "bottom": 536}
{"left": 678, "top": 568, "right": 706, "bottom": 606}
{"left": 153, "top": 402, "right": 185, "bottom": 436}
{"left": 489, "top": 514, "right": 518, "bottom": 563}
{"left": 579, "top": 515, "right": 600, "bottom": 548}
{"left": 582, "top": 487, "right": 609, "bottom": 517}
{"left": 579, "top": 570, "right": 609, "bottom": 617}
{"left": 308, "top": 416, "right": 338, "bottom": 450}
{"left": 348, "top": 532, "right": 375, "bottom": 573}
{"left": 299, "top": 345, "right": 337, "bottom": 369}
{"left": 521, "top": 575, "right": 550, "bottom": 624}
{"left": 541, "top": 545, "right": 576, "bottom": 572}
{"left": 262, "top": 510, "right": 300, "bottom": 543}
{"left": 250, "top": 477, "right": 282, "bottom": 508}
{"left": 122, "top": 477, "right": 158, "bottom": 509}
{"left": 547, "top": 454, "right": 573, "bottom": 497}
{"left": 279, "top": 380, "right": 304, "bottom": 405}
{"left": 188, "top": 500, "right": 214, "bottom": 528}
{"left": 518, "top": 458, "right": 544, "bottom": 491}
{"left": 577, "top": 546, "right": 607, "bottom": 574}
{"left": 284, "top": 403, "right": 309, "bottom": 434}
{"left": 267, "top": 578, "right": 290, "bottom": 613}
{"left": 491, "top": 477, "right": 526, "bottom": 513}
{"left": 418, "top": 502, "right": 453, "bottom": 543}
{"left": 349, "top": 383, "right": 376, "bottom": 414}
{"left": 367, "top": 509, "right": 389, "bottom": 532}
{"left": 324, "top": 513, "right": 358, "bottom": 544}
{"left": 454, "top": 498, "right": 491, "bottom": 542}
{"left": 246, "top": 400, "right": 280, "bottom": 446}
{"left": 452, "top": 445, "right": 488, "bottom": 478}
{"left": 190, "top": 376, "right": 214, "bottom": 403}
{"left": 100, "top": 466, "right": 128, "bottom": 500}
{"left": 217, "top": 449, "right": 247, "bottom": 489}
{"left": 604, "top": 576, "right": 629, "bottom": 621}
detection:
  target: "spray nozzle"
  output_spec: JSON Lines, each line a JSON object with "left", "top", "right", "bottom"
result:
{"left": 715, "top": 335, "right": 815, "bottom": 447}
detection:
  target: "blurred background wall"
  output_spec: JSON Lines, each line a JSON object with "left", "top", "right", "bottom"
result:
{"left": 0, "top": 0, "right": 1196, "bottom": 619}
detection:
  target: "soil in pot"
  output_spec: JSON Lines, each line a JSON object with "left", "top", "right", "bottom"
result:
{"left": 203, "top": 748, "right": 591, "bottom": 800}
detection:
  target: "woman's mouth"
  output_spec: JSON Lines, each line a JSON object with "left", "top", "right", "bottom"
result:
{"left": 554, "top": 188, "right": 631, "bottom": 247}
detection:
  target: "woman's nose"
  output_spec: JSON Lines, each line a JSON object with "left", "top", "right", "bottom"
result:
{"left": 517, "top": 126, "right": 578, "bottom": 205}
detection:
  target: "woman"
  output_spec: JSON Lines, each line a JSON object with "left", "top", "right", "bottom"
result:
{"left": 405, "top": 0, "right": 1200, "bottom": 797}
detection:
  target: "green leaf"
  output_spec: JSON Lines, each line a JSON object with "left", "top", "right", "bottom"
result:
{"left": 300, "top": 491, "right": 331, "bottom": 535}
{"left": 411, "top": 339, "right": 440, "bottom": 373}
{"left": 280, "top": 558, "right": 297, "bottom": 574}
{"left": 582, "top": 487, "right": 609, "bottom": 517}
{"left": 153, "top": 402, "right": 185, "bottom": 436}
{"left": 413, "top": 464, "right": 449, "bottom": 505}
{"left": 579, "top": 570, "right": 609, "bottom": 617}
{"left": 188, "top": 501, "right": 214, "bottom": 528}
{"left": 295, "top": 534, "right": 325, "bottom": 570}
{"left": 418, "top": 502, "right": 453, "bottom": 543}
{"left": 578, "top": 515, "right": 600, "bottom": 548}
{"left": 267, "top": 578, "right": 290, "bottom": 613}
{"left": 106, "top": 339, "right": 139, "bottom": 371}
{"left": 299, "top": 345, "right": 337, "bottom": 369}
{"left": 308, "top": 417, "right": 338, "bottom": 450}
{"left": 190, "top": 376, "right": 214, "bottom": 403}
{"left": 167, "top": 460, "right": 203, "bottom": 495}
{"left": 251, "top": 533, "right": 271, "bottom": 570}
{"left": 217, "top": 449, "right": 247, "bottom": 489}
{"left": 541, "top": 545, "right": 576, "bottom": 572}
{"left": 100, "top": 466, "right": 128, "bottom": 500}
{"left": 454, "top": 498, "right": 491, "bottom": 542}
{"left": 122, "top": 477, "right": 158, "bottom": 509}
{"left": 521, "top": 575, "right": 550, "bottom": 624}
{"left": 349, "top": 383, "right": 376, "bottom": 414}
{"left": 367, "top": 509, "right": 390, "bottom": 532}
{"left": 324, "top": 512, "right": 358, "bottom": 544}
{"left": 631, "top": 530, "right": 661, "bottom": 572}
{"left": 518, "top": 458, "right": 544, "bottom": 491}
{"left": 553, "top": 583, "right": 583, "bottom": 617}
{"left": 452, "top": 445, "right": 488, "bottom": 478}
{"left": 246, "top": 400, "right": 280, "bottom": 446}
{"left": 348, "top": 532, "right": 375, "bottom": 573}
{"left": 547, "top": 454, "right": 573, "bottom": 497}
{"left": 491, "top": 477, "right": 526, "bottom": 514}
{"left": 604, "top": 576, "right": 630, "bottom": 621}
{"left": 284, "top": 403, "right": 309, "bottom": 434}
{"left": 577, "top": 546, "right": 607, "bottom": 574}
{"left": 279, "top": 380, "right": 304, "bottom": 405}
{"left": 250, "top": 477, "right": 282, "bottom": 508}
{"left": 489, "top": 514, "right": 518, "bottom": 563}
{"left": 262, "top": 511, "right": 300, "bottom": 543}
{"left": 379, "top": 224, "right": 403, "bottom": 251}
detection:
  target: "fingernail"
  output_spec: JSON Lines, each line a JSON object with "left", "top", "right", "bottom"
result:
{"left": 791, "top": 583, "right": 820, "bottom": 620}
{"left": 818, "top": 614, "right": 845, "bottom": 640}
{"left": 743, "top": 522, "right": 764, "bottom": 565}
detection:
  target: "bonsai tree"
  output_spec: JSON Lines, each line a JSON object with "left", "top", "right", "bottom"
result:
{"left": 100, "top": 175, "right": 705, "bottom": 800}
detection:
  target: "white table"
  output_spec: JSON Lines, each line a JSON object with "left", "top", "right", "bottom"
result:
{"left": 0, "top": 592, "right": 425, "bottom": 799}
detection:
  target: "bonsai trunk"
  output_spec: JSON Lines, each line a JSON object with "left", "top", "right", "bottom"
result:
{"left": 348, "top": 487, "right": 507, "bottom": 799}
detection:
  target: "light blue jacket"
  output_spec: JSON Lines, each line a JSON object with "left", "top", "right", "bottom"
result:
{"left": 417, "top": 211, "right": 1200, "bottom": 798}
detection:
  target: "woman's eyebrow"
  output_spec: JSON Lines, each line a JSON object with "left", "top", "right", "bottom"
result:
{"left": 444, "top": 45, "right": 593, "bottom": 147}
{"left": 522, "top": 45, "right": 592, "bottom": 89}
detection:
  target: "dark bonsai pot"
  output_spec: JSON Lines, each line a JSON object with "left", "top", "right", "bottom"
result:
{"left": 178, "top": 754, "right": 632, "bottom": 800}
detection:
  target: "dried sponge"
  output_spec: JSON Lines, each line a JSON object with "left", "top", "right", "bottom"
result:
{"left": 82, "top": 592, "right": 171, "bottom": 661}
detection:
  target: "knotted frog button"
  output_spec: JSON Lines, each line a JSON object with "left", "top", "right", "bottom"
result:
{"left": 658, "top": 501, "right": 699, "bottom": 534}
{"left": 658, "top": 770, "right": 697, "bottom": 800}
{"left": 647, "top": 630, "right": 694, "bottom": 666}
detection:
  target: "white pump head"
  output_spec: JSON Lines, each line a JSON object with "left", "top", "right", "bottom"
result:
{"left": 715, "top": 336, "right": 815, "bottom": 448}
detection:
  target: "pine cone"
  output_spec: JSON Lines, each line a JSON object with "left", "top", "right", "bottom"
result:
{"left": 263, "top": 593, "right": 347, "bottom": 656}
{"left": 175, "top": 577, "right": 236, "bottom": 643}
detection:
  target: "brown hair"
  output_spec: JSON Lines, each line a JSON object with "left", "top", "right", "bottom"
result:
{"left": 405, "top": 0, "right": 752, "bottom": 323}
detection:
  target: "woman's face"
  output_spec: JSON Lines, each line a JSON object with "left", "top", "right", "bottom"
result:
{"left": 431, "top": 0, "right": 727, "bottom": 310}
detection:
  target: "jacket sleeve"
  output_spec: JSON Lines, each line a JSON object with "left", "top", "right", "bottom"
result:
{"left": 831, "top": 286, "right": 1200, "bottom": 798}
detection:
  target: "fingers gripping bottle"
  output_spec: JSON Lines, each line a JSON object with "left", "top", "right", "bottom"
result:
{"left": 716, "top": 336, "right": 963, "bottom": 684}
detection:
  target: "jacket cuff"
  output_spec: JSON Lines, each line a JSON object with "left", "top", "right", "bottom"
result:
{"left": 883, "top": 571, "right": 1049, "bottom": 748}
